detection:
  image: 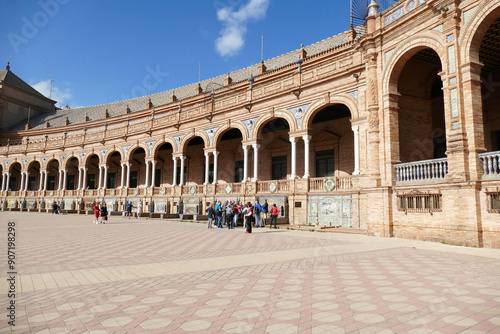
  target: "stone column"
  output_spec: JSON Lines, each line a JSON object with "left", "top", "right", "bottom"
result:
{"left": 145, "top": 160, "right": 150, "bottom": 188}
{"left": 290, "top": 137, "right": 297, "bottom": 179}
{"left": 62, "top": 170, "right": 67, "bottom": 190}
{"left": 82, "top": 168, "right": 88, "bottom": 190}
{"left": 243, "top": 145, "right": 249, "bottom": 182}
{"left": 352, "top": 125, "right": 360, "bottom": 175}
{"left": 1, "top": 173, "right": 5, "bottom": 191}
{"left": 179, "top": 156, "right": 186, "bottom": 186}
{"left": 172, "top": 157, "right": 178, "bottom": 186}
{"left": 303, "top": 135, "right": 311, "bottom": 178}
{"left": 24, "top": 171, "right": 29, "bottom": 191}
{"left": 43, "top": 171, "right": 48, "bottom": 191}
{"left": 213, "top": 151, "right": 219, "bottom": 184}
{"left": 103, "top": 165, "right": 108, "bottom": 189}
{"left": 126, "top": 163, "right": 131, "bottom": 188}
{"left": 6, "top": 173, "right": 10, "bottom": 191}
{"left": 120, "top": 163, "right": 125, "bottom": 188}
{"left": 77, "top": 167, "right": 82, "bottom": 190}
{"left": 150, "top": 160, "right": 156, "bottom": 187}
{"left": 204, "top": 152, "right": 210, "bottom": 185}
{"left": 38, "top": 170, "right": 44, "bottom": 191}
{"left": 58, "top": 169, "right": 62, "bottom": 190}
{"left": 98, "top": 166, "right": 103, "bottom": 189}
{"left": 252, "top": 144, "right": 260, "bottom": 181}
{"left": 20, "top": 172, "right": 25, "bottom": 191}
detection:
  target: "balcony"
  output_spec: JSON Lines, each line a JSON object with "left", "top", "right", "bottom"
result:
{"left": 479, "top": 151, "right": 500, "bottom": 178}
{"left": 395, "top": 158, "right": 448, "bottom": 183}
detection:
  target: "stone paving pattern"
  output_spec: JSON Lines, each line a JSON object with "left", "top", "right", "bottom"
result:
{"left": 1, "top": 212, "right": 500, "bottom": 333}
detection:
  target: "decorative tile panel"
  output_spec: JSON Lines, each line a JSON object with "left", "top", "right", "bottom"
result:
{"left": 463, "top": 7, "right": 477, "bottom": 25}
{"left": 348, "top": 90, "right": 359, "bottom": 102}
{"left": 385, "top": 7, "right": 405, "bottom": 26}
{"left": 448, "top": 46, "right": 456, "bottom": 74}
{"left": 100, "top": 149, "right": 109, "bottom": 160}
{"left": 288, "top": 104, "right": 310, "bottom": 130}
{"left": 452, "top": 121, "right": 460, "bottom": 129}
{"left": 242, "top": 117, "right": 259, "bottom": 139}
{"left": 431, "top": 25, "right": 443, "bottom": 33}
{"left": 450, "top": 88, "right": 459, "bottom": 118}
{"left": 173, "top": 135, "right": 184, "bottom": 151}
{"left": 121, "top": 145, "right": 131, "bottom": 156}
{"left": 41, "top": 157, "right": 48, "bottom": 167}
{"left": 145, "top": 140, "right": 156, "bottom": 155}
{"left": 204, "top": 127, "right": 218, "bottom": 146}
{"left": 385, "top": 48, "right": 396, "bottom": 64}
{"left": 22, "top": 159, "right": 29, "bottom": 168}
{"left": 447, "top": 33, "right": 454, "bottom": 43}
{"left": 449, "top": 77, "right": 457, "bottom": 85}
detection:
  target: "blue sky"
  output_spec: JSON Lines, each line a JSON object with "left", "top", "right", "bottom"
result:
{"left": 1, "top": 0, "right": 352, "bottom": 108}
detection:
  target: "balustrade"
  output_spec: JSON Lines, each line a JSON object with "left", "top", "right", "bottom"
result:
{"left": 395, "top": 158, "right": 448, "bottom": 183}
{"left": 479, "top": 151, "right": 500, "bottom": 177}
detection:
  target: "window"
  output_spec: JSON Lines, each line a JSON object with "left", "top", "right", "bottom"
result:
{"left": 272, "top": 156, "right": 287, "bottom": 180}
{"left": 316, "top": 150, "right": 335, "bottom": 177}
{"left": 107, "top": 172, "right": 116, "bottom": 189}
{"left": 67, "top": 175, "right": 75, "bottom": 190}
{"left": 47, "top": 175, "right": 56, "bottom": 190}
{"left": 130, "top": 171, "right": 138, "bottom": 188}
{"left": 487, "top": 192, "right": 500, "bottom": 213}
{"left": 234, "top": 161, "right": 244, "bottom": 182}
{"left": 397, "top": 191, "right": 442, "bottom": 213}
{"left": 87, "top": 174, "right": 96, "bottom": 189}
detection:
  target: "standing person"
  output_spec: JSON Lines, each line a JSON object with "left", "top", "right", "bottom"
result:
{"left": 126, "top": 201, "right": 133, "bottom": 219}
{"left": 52, "top": 201, "right": 57, "bottom": 214}
{"left": 270, "top": 203, "right": 280, "bottom": 229}
{"left": 215, "top": 201, "right": 222, "bottom": 228}
{"left": 100, "top": 203, "right": 108, "bottom": 224}
{"left": 93, "top": 203, "right": 100, "bottom": 224}
{"left": 226, "top": 202, "right": 233, "bottom": 229}
{"left": 262, "top": 199, "right": 269, "bottom": 226}
{"left": 243, "top": 202, "right": 253, "bottom": 234}
{"left": 254, "top": 200, "right": 262, "bottom": 228}
{"left": 232, "top": 202, "right": 240, "bottom": 228}
{"left": 206, "top": 203, "right": 215, "bottom": 228}
{"left": 136, "top": 201, "right": 143, "bottom": 220}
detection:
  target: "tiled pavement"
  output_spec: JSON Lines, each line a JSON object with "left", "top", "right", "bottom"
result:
{"left": 1, "top": 212, "right": 500, "bottom": 333}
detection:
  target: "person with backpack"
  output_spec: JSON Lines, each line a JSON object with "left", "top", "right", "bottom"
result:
{"left": 254, "top": 200, "right": 262, "bottom": 228}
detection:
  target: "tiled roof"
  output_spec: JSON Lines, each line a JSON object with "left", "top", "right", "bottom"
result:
{"left": 0, "top": 69, "right": 47, "bottom": 98}
{"left": 8, "top": 27, "right": 363, "bottom": 132}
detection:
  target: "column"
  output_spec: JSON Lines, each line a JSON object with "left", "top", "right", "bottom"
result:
{"left": 352, "top": 125, "right": 360, "bottom": 175}
{"left": 126, "top": 163, "right": 131, "bottom": 188}
{"left": 43, "top": 171, "right": 48, "bottom": 191}
{"left": 98, "top": 166, "right": 103, "bottom": 189}
{"left": 150, "top": 160, "right": 156, "bottom": 187}
{"left": 290, "top": 137, "right": 297, "bottom": 179}
{"left": 145, "top": 160, "right": 150, "bottom": 188}
{"left": 1, "top": 173, "right": 5, "bottom": 191}
{"left": 204, "top": 152, "right": 210, "bottom": 185}
{"left": 120, "top": 163, "right": 125, "bottom": 188}
{"left": 103, "top": 165, "right": 108, "bottom": 189}
{"left": 77, "top": 167, "right": 82, "bottom": 190}
{"left": 82, "top": 168, "right": 88, "bottom": 190}
{"left": 179, "top": 156, "right": 186, "bottom": 186}
{"left": 303, "top": 135, "right": 311, "bottom": 178}
{"left": 172, "top": 157, "right": 178, "bottom": 186}
{"left": 62, "top": 170, "right": 67, "bottom": 190}
{"left": 252, "top": 144, "right": 260, "bottom": 181}
{"left": 38, "top": 170, "right": 44, "bottom": 191}
{"left": 20, "top": 172, "right": 25, "bottom": 191}
{"left": 24, "top": 171, "right": 29, "bottom": 191}
{"left": 213, "top": 151, "right": 219, "bottom": 184}
{"left": 58, "top": 169, "right": 62, "bottom": 190}
{"left": 243, "top": 145, "right": 249, "bottom": 182}
{"left": 6, "top": 173, "right": 10, "bottom": 191}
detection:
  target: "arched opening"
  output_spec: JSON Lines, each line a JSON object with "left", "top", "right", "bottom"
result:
{"left": 156, "top": 142, "right": 174, "bottom": 186}
{"left": 46, "top": 160, "right": 60, "bottom": 190}
{"left": 8, "top": 162, "right": 22, "bottom": 191}
{"left": 66, "top": 157, "right": 79, "bottom": 190}
{"left": 86, "top": 154, "right": 100, "bottom": 189}
{"left": 129, "top": 147, "right": 146, "bottom": 188}
{"left": 26, "top": 161, "right": 42, "bottom": 191}
{"left": 106, "top": 151, "right": 122, "bottom": 189}
{"left": 310, "top": 104, "right": 354, "bottom": 177}
{"left": 258, "top": 118, "right": 291, "bottom": 180}
{"left": 217, "top": 128, "right": 244, "bottom": 183}
{"left": 184, "top": 137, "right": 205, "bottom": 185}
{"left": 479, "top": 17, "right": 500, "bottom": 152}
{"left": 397, "top": 48, "right": 445, "bottom": 163}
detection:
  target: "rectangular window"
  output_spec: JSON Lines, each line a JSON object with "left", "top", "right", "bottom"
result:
{"left": 488, "top": 192, "right": 500, "bottom": 213}
{"left": 397, "top": 192, "right": 442, "bottom": 213}
{"left": 47, "top": 175, "right": 56, "bottom": 190}
{"left": 234, "top": 160, "right": 244, "bottom": 183}
{"left": 107, "top": 172, "right": 116, "bottom": 189}
{"left": 87, "top": 174, "right": 96, "bottom": 189}
{"left": 316, "top": 150, "right": 335, "bottom": 177}
{"left": 67, "top": 175, "right": 75, "bottom": 190}
{"left": 130, "top": 171, "right": 138, "bottom": 188}
{"left": 28, "top": 177, "right": 36, "bottom": 191}
{"left": 272, "top": 156, "right": 287, "bottom": 180}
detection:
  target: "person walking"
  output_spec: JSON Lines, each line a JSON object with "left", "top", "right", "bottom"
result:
{"left": 93, "top": 203, "right": 100, "bottom": 224}
{"left": 243, "top": 202, "right": 253, "bottom": 234}
{"left": 262, "top": 199, "right": 269, "bottom": 226}
{"left": 206, "top": 203, "right": 215, "bottom": 228}
{"left": 254, "top": 200, "right": 262, "bottom": 228}
{"left": 100, "top": 203, "right": 108, "bottom": 224}
{"left": 270, "top": 203, "right": 279, "bottom": 229}
{"left": 136, "top": 201, "right": 143, "bottom": 220}
{"left": 232, "top": 202, "right": 240, "bottom": 228}
{"left": 126, "top": 201, "right": 133, "bottom": 218}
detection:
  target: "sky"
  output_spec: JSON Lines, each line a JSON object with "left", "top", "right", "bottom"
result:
{"left": 0, "top": 0, "right": 353, "bottom": 108}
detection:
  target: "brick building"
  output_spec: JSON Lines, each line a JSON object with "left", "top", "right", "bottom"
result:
{"left": 1, "top": 0, "right": 500, "bottom": 247}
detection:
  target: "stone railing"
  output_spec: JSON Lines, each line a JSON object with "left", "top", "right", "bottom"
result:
{"left": 309, "top": 176, "right": 353, "bottom": 192}
{"left": 395, "top": 158, "right": 448, "bottom": 183}
{"left": 480, "top": 151, "right": 500, "bottom": 177}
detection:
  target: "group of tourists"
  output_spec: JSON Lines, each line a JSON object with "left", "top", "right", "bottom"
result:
{"left": 205, "top": 199, "right": 280, "bottom": 233}
{"left": 92, "top": 202, "right": 109, "bottom": 224}
{"left": 125, "top": 201, "right": 143, "bottom": 219}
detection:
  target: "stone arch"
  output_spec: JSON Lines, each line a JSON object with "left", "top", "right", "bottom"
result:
{"left": 45, "top": 156, "right": 62, "bottom": 169}
{"left": 179, "top": 131, "right": 209, "bottom": 153}
{"left": 252, "top": 110, "right": 297, "bottom": 139}
{"left": 460, "top": 2, "right": 500, "bottom": 64}
{"left": 63, "top": 154, "right": 81, "bottom": 169}
{"left": 26, "top": 157, "right": 43, "bottom": 171}
{"left": 82, "top": 150, "right": 101, "bottom": 166}
{"left": 213, "top": 122, "right": 248, "bottom": 146}
{"left": 103, "top": 147, "right": 124, "bottom": 164}
{"left": 302, "top": 94, "right": 359, "bottom": 130}
{"left": 7, "top": 159, "right": 21, "bottom": 173}
{"left": 151, "top": 137, "right": 177, "bottom": 157}
{"left": 382, "top": 33, "right": 447, "bottom": 94}
{"left": 126, "top": 142, "right": 150, "bottom": 161}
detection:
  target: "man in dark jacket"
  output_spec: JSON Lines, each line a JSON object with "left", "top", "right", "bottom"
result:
{"left": 206, "top": 203, "right": 215, "bottom": 228}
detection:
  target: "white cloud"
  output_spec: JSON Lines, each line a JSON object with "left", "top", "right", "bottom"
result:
{"left": 32, "top": 79, "right": 72, "bottom": 107}
{"left": 215, "top": 0, "right": 270, "bottom": 57}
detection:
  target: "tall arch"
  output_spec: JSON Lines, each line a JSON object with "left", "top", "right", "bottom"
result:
{"left": 303, "top": 94, "right": 360, "bottom": 129}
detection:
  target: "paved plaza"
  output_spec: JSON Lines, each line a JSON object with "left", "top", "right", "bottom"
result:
{"left": 1, "top": 212, "right": 500, "bottom": 333}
